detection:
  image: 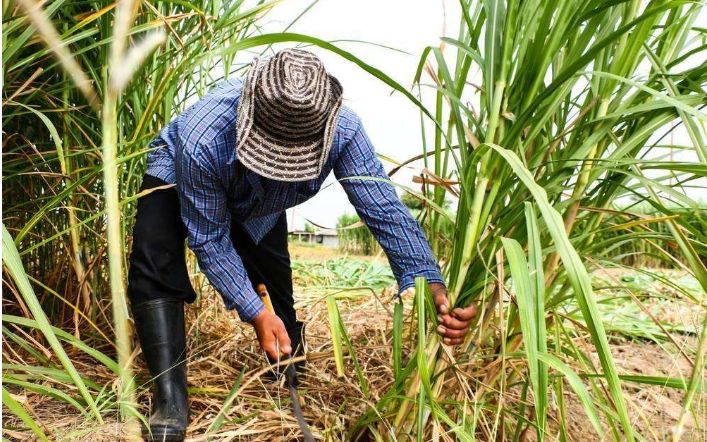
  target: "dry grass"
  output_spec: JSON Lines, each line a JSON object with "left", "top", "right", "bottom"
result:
{"left": 3, "top": 264, "right": 401, "bottom": 441}
{"left": 289, "top": 242, "right": 386, "bottom": 263}
{"left": 2, "top": 255, "right": 702, "bottom": 441}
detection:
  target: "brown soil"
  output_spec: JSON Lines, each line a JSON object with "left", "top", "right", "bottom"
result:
{"left": 289, "top": 242, "right": 344, "bottom": 261}
{"left": 551, "top": 334, "right": 704, "bottom": 442}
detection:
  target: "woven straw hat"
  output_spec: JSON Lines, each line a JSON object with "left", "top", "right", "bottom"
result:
{"left": 236, "top": 49, "right": 343, "bottom": 181}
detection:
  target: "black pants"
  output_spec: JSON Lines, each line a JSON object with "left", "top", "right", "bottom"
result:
{"left": 127, "top": 175, "right": 298, "bottom": 332}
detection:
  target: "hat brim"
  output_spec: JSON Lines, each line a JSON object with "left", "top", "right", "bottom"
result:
{"left": 238, "top": 125, "right": 324, "bottom": 182}
{"left": 236, "top": 59, "right": 343, "bottom": 182}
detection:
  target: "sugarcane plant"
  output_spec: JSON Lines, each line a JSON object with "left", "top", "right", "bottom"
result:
{"left": 2, "top": 0, "right": 438, "bottom": 435}
{"left": 3, "top": 0, "right": 705, "bottom": 439}
{"left": 353, "top": 0, "right": 706, "bottom": 440}
{"left": 2, "top": 0, "right": 315, "bottom": 432}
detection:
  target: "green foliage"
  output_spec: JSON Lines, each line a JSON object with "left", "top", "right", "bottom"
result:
{"left": 2, "top": 387, "right": 49, "bottom": 442}
{"left": 3, "top": 0, "right": 706, "bottom": 439}
{"left": 597, "top": 200, "right": 707, "bottom": 268}
{"left": 336, "top": 213, "right": 379, "bottom": 255}
{"left": 292, "top": 257, "right": 394, "bottom": 290}
{"left": 401, "top": 193, "right": 426, "bottom": 211}
{"left": 2, "top": 225, "right": 102, "bottom": 421}
{"left": 353, "top": 0, "right": 707, "bottom": 440}
{"left": 3, "top": 0, "right": 278, "bottom": 320}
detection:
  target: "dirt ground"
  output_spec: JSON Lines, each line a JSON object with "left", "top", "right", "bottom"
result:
{"left": 547, "top": 267, "right": 705, "bottom": 441}
{"left": 3, "top": 245, "right": 705, "bottom": 441}
{"left": 549, "top": 334, "right": 703, "bottom": 441}
{"left": 289, "top": 242, "right": 385, "bottom": 262}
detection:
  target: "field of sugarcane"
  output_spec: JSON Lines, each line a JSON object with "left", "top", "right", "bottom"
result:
{"left": 2, "top": 0, "right": 706, "bottom": 441}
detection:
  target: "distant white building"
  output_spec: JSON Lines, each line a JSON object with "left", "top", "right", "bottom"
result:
{"left": 289, "top": 229, "right": 339, "bottom": 249}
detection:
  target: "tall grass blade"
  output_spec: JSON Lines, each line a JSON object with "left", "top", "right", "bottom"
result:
{"left": 2, "top": 224, "right": 102, "bottom": 422}
{"left": 2, "top": 386, "right": 49, "bottom": 441}
{"left": 207, "top": 365, "right": 247, "bottom": 435}
{"left": 3, "top": 377, "right": 86, "bottom": 414}
{"left": 525, "top": 203, "right": 548, "bottom": 434}
{"left": 326, "top": 295, "right": 369, "bottom": 394}
{"left": 2, "top": 314, "right": 119, "bottom": 373}
{"left": 326, "top": 295, "right": 346, "bottom": 377}
{"left": 393, "top": 301, "right": 404, "bottom": 382}
{"left": 501, "top": 233, "right": 546, "bottom": 438}
{"left": 487, "top": 143, "right": 633, "bottom": 438}
{"left": 535, "top": 353, "right": 603, "bottom": 436}
{"left": 13, "top": 0, "right": 99, "bottom": 109}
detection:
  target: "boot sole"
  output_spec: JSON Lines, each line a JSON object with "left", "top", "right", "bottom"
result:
{"left": 143, "top": 427, "right": 185, "bottom": 442}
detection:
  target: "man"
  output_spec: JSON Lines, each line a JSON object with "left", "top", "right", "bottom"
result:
{"left": 128, "top": 48, "right": 477, "bottom": 441}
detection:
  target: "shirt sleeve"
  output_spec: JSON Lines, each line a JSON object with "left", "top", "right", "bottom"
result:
{"left": 145, "top": 117, "right": 181, "bottom": 184}
{"left": 333, "top": 120, "right": 445, "bottom": 292}
{"left": 175, "top": 143, "right": 264, "bottom": 322}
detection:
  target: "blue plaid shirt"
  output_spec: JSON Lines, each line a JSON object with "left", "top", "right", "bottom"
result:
{"left": 146, "top": 79, "right": 444, "bottom": 321}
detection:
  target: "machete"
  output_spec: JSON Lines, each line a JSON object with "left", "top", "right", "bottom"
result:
{"left": 257, "top": 284, "right": 314, "bottom": 442}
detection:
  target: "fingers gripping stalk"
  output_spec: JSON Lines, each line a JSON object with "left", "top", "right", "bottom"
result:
{"left": 429, "top": 282, "right": 478, "bottom": 346}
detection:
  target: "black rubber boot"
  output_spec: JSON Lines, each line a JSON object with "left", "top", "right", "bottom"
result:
{"left": 132, "top": 299, "right": 189, "bottom": 442}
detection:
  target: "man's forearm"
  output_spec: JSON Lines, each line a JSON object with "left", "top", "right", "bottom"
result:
{"left": 192, "top": 240, "right": 265, "bottom": 321}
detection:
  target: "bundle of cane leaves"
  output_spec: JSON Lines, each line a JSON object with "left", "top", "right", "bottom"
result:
{"left": 351, "top": 1, "right": 707, "bottom": 440}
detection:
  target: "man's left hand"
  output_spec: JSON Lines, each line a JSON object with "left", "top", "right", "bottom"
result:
{"left": 430, "top": 282, "right": 477, "bottom": 345}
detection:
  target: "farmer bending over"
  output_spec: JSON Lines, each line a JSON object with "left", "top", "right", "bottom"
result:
{"left": 127, "top": 48, "right": 477, "bottom": 441}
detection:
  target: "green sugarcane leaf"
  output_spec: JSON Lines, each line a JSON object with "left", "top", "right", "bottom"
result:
{"left": 2, "top": 387, "right": 49, "bottom": 441}
{"left": 501, "top": 237, "right": 543, "bottom": 436}
{"left": 8, "top": 102, "right": 66, "bottom": 176}
{"left": 584, "top": 70, "right": 707, "bottom": 121}
{"left": 525, "top": 203, "right": 548, "bottom": 435}
{"left": 207, "top": 365, "right": 247, "bottom": 434}
{"left": 2, "top": 314, "right": 119, "bottom": 374}
{"left": 334, "top": 299, "right": 369, "bottom": 396}
{"left": 2, "top": 377, "right": 87, "bottom": 415}
{"left": 3, "top": 364, "right": 101, "bottom": 391}
{"left": 2, "top": 225, "right": 103, "bottom": 422}
{"left": 2, "top": 326, "right": 51, "bottom": 364}
{"left": 326, "top": 295, "right": 345, "bottom": 377}
{"left": 583, "top": 374, "right": 706, "bottom": 391}
{"left": 485, "top": 144, "right": 633, "bottom": 439}
{"left": 536, "top": 353, "right": 603, "bottom": 436}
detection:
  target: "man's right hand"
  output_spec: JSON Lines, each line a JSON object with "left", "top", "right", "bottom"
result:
{"left": 250, "top": 309, "right": 292, "bottom": 360}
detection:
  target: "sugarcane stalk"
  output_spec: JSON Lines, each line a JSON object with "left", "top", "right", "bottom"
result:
{"left": 393, "top": 174, "right": 491, "bottom": 434}
{"left": 393, "top": 72, "right": 504, "bottom": 434}
{"left": 61, "top": 62, "right": 93, "bottom": 336}
{"left": 545, "top": 98, "right": 609, "bottom": 281}
{"left": 102, "top": 84, "right": 136, "bottom": 419}
{"left": 672, "top": 312, "right": 707, "bottom": 441}
{"left": 450, "top": 176, "right": 489, "bottom": 299}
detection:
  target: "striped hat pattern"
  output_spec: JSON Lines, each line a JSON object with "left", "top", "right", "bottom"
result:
{"left": 236, "top": 49, "right": 343, "bottom": 181}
